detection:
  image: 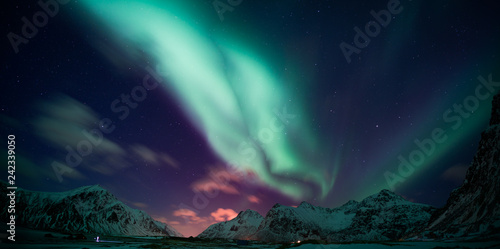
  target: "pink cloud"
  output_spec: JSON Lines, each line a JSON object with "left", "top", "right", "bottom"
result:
{"left": 170, "top": 207, "right": 239, "bottom": 237}
{"left": 172, "top": 209, "right": 207, "bottom": 224}
{"left": 173, "top": 209, "right": 197, "bottom": 217}
{"left": 210, "top": 208, "right": 238, "bottom": 222}
{"left": 191, "top": 166, "right": 245, "bottom": 195}
{"left": 191, "top": 178, "right": 240, "bottom": 194}
{"left": 247, "top": 195, "right": 261, "bottom": 204}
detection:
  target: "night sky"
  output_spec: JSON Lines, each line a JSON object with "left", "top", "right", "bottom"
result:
{"left": 1, "top": 0, "right": 499, "bottom": 237}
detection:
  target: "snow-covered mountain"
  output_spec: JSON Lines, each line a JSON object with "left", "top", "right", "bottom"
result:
{"left": 197, "top": 209, "right": 263, "bottom": 240}
{"left": 254, "top": 189, "right": 435, "bottom": 242}
{"left": 426, "top": 93, "right": 500, "bottom": 238}
{"left": 197, "top": 94, "right": 500, "bottom": 242}
{"left": 0, "top": 182, "right": 182, "bottom": 237}
{"left": 197, "top": 189, "right": 435, "bottom": 242}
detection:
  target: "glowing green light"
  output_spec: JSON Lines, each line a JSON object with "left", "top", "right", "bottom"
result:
{"left": 78, "top": 0, "right": 336, "bottom": 200}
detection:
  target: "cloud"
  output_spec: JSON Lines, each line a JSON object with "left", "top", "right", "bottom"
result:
{"left": 131, "top": 144, "right": 180, "bottom": 169}
{"left": 442, "top": 164, "right": 469, "bottom": 184}
{"left": 172, "top": 209, "right": 207, "bottom": 224}
{"left": 210, "top": 208, "right": 238, "bottom": 222}
{"left": 34, "top": 94, "right": 125, "bottom": 156}
{"left": 173, "top": 207, "right": 238, "bottom": 224}
{"left": 170, "top": 207, "right": 238, "bottom": 236}
{"left": 152, "top": 216, "right": 180, "bottom": 225}
{"left": 31, "top": 94, "right": 178, "bottom": 182}
{"left": 191, "top": 178, "right": 240, "bottom": 195}
{"left": 173, "top": 209, "right": 197, "bottom": 217}
{"left": 131, "top": 202, "right": 149, "bottom": 208}
{"left": 247, "top": 195, "right": 261, "bottom": 204}
{"left": 170, "top": 208, "right": 238, "bottom": 236}
{"left": 1, "top": 109, "right": 88, "bottom": 183}
{"left": 160, "top": 154, "right": 180, "bottom": 169}
{"left": 190, "top": 166, "right": 246, "bottom": 195}
{"left": 32, "top": 94, "right": 130, "bottom": 178}
{"left": 131, "top": 144, "right": 158, "bottom": 164}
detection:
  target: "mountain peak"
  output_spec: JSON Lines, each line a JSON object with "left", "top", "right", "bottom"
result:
{"left": 298, "top": 201, "right": 314, "bottom": 209}
{"left": 271, "top": 203, "right": 282, "bottom": 209}
{"left": 72, "top": 184, "right": 107, "bottom": 193}
{"left": 0, "top": 183, "right": 182, "bottom": 237}
{"left": 66, "top": 184, "right": 113, "bottom": 199}
{"left": 84, "top": 184, "right": 106, "bottom": 191}
{"left": 197, "top": 209, "right": 264, "bottom": 240}
{"left": 359, "top": 189, "right": 407, "bottom": 208}
{"left": 239, "top": 209, "right": 262, "bottom": 218}
{"left": 374, "top": 189, "right": 402, "bottom": 199}
{"left": 379, "top": 189, "right": 399, "bottom": 197}
{"left": 340, "top": 199, "right": 359, "bottom": 210}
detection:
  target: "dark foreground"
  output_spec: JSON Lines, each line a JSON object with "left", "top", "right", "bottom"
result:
{"left": 2, "top": 227, "right": 499, "bottom": 249}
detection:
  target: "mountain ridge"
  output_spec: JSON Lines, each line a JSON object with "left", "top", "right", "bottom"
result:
{"left": 0, "top": 181, "right": 183, "bottom": 237}
{"left": 424, "top": 93, "right": 500, "bottom": 238}
{"left": 197, "top": 208, "right": 263, "bottom": 240}
{"left": 198, "top": 188, "right": 435, "bottom": 242}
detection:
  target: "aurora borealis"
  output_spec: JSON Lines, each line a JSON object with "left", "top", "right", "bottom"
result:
{"left": 2, "top": 0, "right": 499, "bottom": 237}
